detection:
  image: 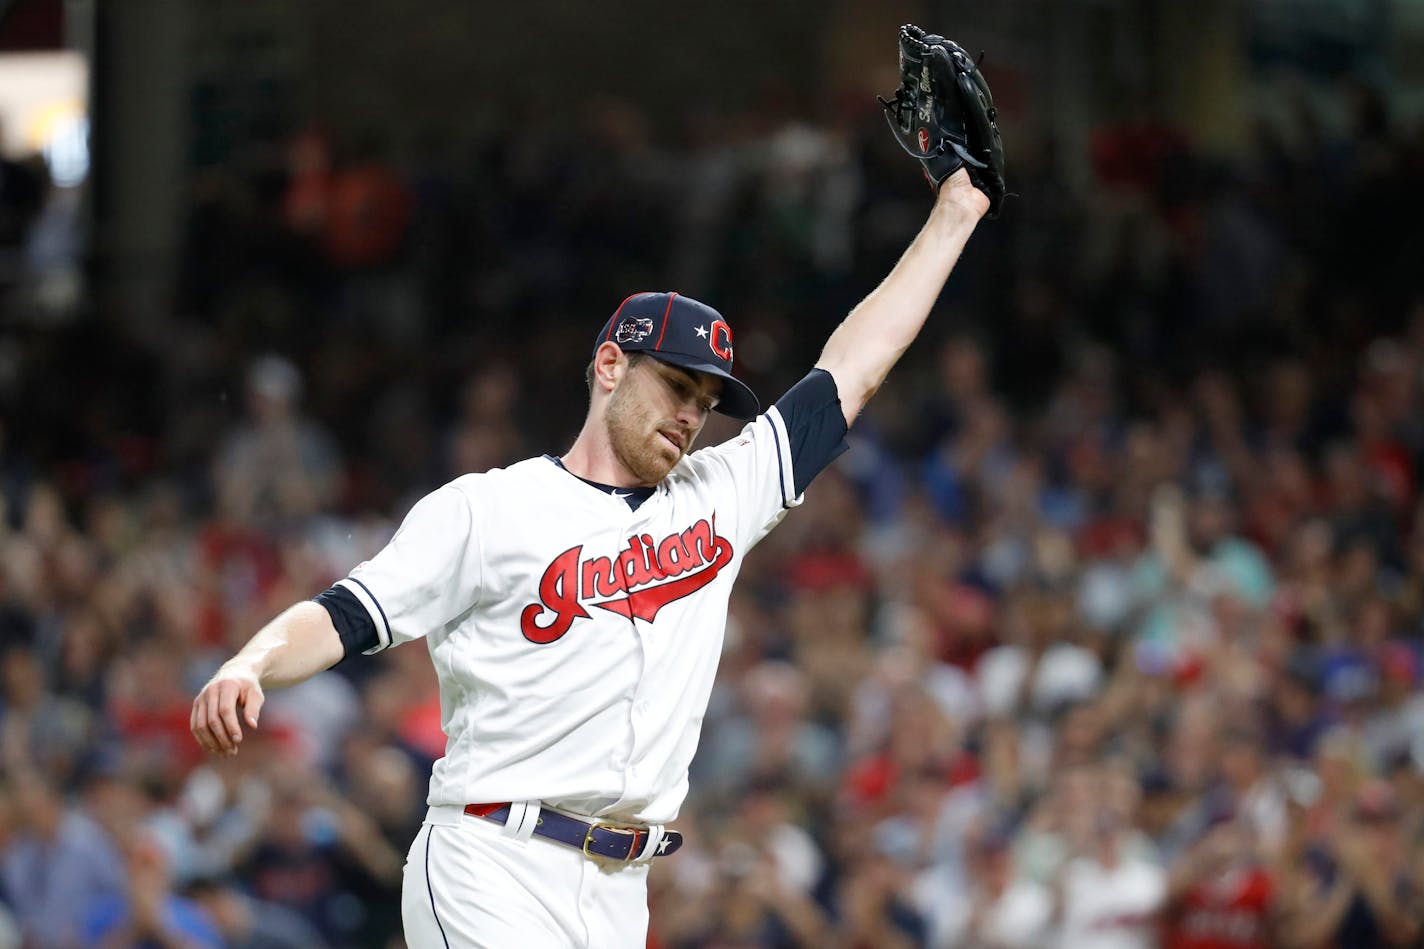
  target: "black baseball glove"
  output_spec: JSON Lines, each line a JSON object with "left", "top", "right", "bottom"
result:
{"left": 879, "top": 24, "right": 1008, "bottom": 216}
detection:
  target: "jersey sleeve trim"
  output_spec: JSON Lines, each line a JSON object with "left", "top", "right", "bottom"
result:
{"left": 336, "top": 576, "right": 392, "bottom": 654}
{"left": 313, "top": 585, "right": 381, "bottom": 658}
{"left": 765, "top": 405, "right": 799, "bottom": 510}
{"left": 772, "top": 368, "right": 850, "bottom": 496}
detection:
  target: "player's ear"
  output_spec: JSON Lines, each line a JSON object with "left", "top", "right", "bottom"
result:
{"left": 591, "top": 342, "right": 626, "bottom": 395}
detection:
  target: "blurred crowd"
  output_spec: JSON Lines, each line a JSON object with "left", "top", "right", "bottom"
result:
{"left": 2, "top": 64, "right": 1424, "bottom": 949}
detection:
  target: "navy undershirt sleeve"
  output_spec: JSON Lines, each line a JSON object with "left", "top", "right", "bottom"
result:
{"left": 314, "top": 585, "right": 379, "bottom": 658}
{"left": 773, "top": 368, "right": 851, "bottom": 496}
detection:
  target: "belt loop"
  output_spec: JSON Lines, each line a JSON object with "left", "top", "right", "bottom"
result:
{"left": 502, "top": 800, "right": 541, "bottom": 842}
{"left": 634, "top": 823, "right": 665, "bottom": 862}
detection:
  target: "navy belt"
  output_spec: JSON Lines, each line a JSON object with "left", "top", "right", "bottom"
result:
{"left": 464, "top": 803, "right": 684, "bottom": 861}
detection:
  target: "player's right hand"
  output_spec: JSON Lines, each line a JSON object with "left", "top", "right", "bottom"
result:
{"left": 190, "top": 666, "right": 265, "bottom": 757}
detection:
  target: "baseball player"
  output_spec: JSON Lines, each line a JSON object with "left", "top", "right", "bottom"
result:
{"left": 192, "top": 27, "right": 1006, "bottom": 948}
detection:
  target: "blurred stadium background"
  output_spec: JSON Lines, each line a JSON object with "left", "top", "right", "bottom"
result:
{"left": 1, "top": 0, "right": 1423, "bottom": 946}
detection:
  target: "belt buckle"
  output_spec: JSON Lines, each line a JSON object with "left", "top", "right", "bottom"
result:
{"left": 582, "top": 822, "right": 645, "bottom": 861}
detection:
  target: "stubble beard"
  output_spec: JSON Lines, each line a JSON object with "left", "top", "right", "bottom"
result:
{"left": 606, "top": 382, "right": 681, "bottom": 485}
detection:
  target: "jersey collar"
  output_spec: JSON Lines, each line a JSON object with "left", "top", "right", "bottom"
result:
{"left": 545, "top": 455, "right": 657, "bottom": 511}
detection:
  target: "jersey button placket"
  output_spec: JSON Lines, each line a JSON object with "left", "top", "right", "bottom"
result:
{"left": 611, "top": 508, "right": 650, "bottom": 799}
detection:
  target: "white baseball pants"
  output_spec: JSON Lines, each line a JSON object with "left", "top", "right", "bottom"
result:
{"left": 401, "top": 805, "right": 652, "bottom": 948}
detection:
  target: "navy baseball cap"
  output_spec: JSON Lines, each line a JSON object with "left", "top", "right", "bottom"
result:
{"left": 593, "top": 291, "right": 760, "bottom": 420}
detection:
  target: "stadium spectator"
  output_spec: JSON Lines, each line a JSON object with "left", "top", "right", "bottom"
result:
{"left": 2, "top": 48, "right": 1424, "bottom": 949}
{"left": 78, "top": 830, "right": 222, "bottom": 949}
{"left": 1, "top": 770, "right": 128, "bottom": 948}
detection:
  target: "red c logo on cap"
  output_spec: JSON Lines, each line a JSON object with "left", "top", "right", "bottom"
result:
{"left": 709, "top": 320, "right": 733, "bottom": 361}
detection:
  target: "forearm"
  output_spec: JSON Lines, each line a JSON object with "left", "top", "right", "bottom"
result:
{"left": 844, "top": 922, "right": 917, "bottom": 949}
{"left": 1166, "top": 862, "right": 1204, "bottom": 904}
{"left": 100, "top": 917, "right": 205, "bottom": 949}
{"left": 222, "top": 600, "right": 345, "bottom": 688}
{"left": 326, "top": 794, "right": 405, "bottom": 883}
{"left": 773, "top": 889, "right": 831, "bottom": 947}
{"left": 1353, "top": 874, "right": 1417, "bottom": 945}
{"left": 816, "top": 180, "right": 986, "bottom": 423}
{"left": 1278, "top": 877, "right": 1353, "bottom": 948}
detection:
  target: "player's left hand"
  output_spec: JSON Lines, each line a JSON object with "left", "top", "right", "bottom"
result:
{"left": 937, "top": 167, "right": 992, "bottom": 219}
{"left": 880, "top": 24, "right": 1008, "bottom": 216}
{"left": 190, "top": 664, "right": 265, "bottom": 756}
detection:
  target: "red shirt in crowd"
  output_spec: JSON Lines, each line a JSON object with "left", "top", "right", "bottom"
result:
{"left": 1165, "top": 865, "right": 1275, "bottom": 949}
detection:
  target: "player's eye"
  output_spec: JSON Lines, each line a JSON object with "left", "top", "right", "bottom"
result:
{"left": 664, "top": 369, "right": 714, "bottom": 415}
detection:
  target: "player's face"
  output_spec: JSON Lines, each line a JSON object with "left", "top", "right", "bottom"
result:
{"left": 606, "top": 357, "right": 721, "bottom": 485}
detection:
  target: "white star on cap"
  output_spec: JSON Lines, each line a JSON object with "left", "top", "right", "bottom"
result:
{"left": 694, "top": 325, "right": 709, "bottom": 339}
{"left": 656, "top": 837, "right": 671, "bottom": 854}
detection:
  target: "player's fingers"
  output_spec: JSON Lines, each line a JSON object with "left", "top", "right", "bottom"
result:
{"left": 241, "top": 682, "right": 264, "bottom": 730}
{"left": 204, "top": 684, "right": 235, "bottom": 754}
{"left": 216, "top": 679, "right": 247, "bottom": 752}
{"left": 189, "top": 694, "right": 211, "bottom": 753}
{"left": 193, "top": 688, "right": 220, "bottom": 755}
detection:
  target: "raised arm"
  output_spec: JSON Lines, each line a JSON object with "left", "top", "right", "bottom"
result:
{"left": 190, "top": 601, "right": 344, "bottom": 756}
{"left": 815, "top": 169, "right": 988, "bottom": 425}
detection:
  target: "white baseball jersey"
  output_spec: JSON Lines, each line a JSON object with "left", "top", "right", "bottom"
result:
{"left": 324, "top": 373, "right": 844, "bottom": 825}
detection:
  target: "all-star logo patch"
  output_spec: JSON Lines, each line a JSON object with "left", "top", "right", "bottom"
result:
{"left": 616, "top": 318, "right": 654, "bottom": 344}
